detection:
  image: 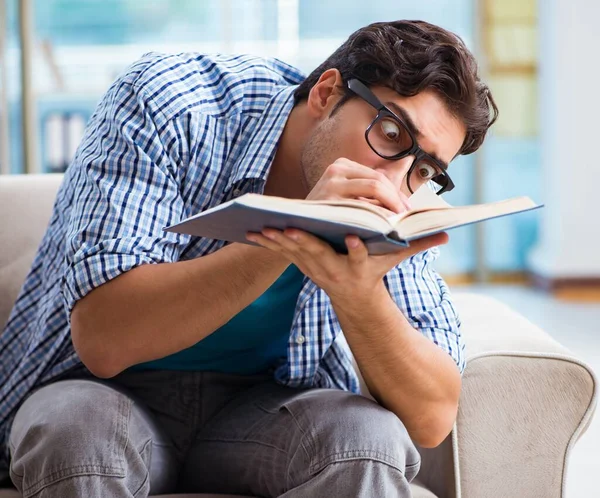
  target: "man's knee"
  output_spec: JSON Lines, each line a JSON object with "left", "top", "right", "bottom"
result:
{"left": 9, "top": 380, "right": 150, "bottom": 496}
{"left": 293, "top": 390, "right": 421, "bottom": 479}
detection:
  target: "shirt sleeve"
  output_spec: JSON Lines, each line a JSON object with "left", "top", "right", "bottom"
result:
{"left": 60, "top": 60, "right": 191, "bottom": 323}
{"left": 384, "top": 247, "right": 466, "bottom": 374}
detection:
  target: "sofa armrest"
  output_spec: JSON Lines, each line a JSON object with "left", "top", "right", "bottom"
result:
{"left": 346, "top": 292, "right": 597, "bottom": 498}
{"left": 447, "top": 292, "right": 598, "bottom": 498}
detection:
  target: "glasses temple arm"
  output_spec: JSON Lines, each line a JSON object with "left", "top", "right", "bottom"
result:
{"left": 347, "top": 78, "right": 385, "bottom": 111}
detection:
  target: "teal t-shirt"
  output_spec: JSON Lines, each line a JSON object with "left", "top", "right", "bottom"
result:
{"left": 130, "top": 264, "right": 304, "bottom": 375}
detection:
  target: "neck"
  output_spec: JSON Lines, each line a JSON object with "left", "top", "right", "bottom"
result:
{"left": 264, "top": 101, "right": 312, "bottom": 199}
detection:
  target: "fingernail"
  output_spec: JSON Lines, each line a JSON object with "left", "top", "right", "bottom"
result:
{"left": 348, "top": 237, "right": 360, "bottom": 248}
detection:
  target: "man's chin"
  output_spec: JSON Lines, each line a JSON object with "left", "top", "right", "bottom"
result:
{"left": 299, "top": 162, "right": 322, "bottom": 198}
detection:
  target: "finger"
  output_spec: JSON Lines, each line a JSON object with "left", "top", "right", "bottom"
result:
{"left": 283, "top": 229, "right": 338, "bottom": 260}
{"left": 359, "top": 194, "right": 410, "bottom": 212}
{"left": 340, "top": 178, "right": 407, "bottom": 213}
{"left": 261, "top": 228, "right": 301, "bottom": 253}
{"left": 398, "top": 191, "right": 412, "bottom": 211}
{"left": 330, "top": 158, "right": 391, "bottom": 183}
{"left": 246, "top": 231, "right": 285, "bottom": 252}
{"left": 329, "top": 159, "right": 407, "bottom": 198}
{"left": 320, "top": 159, "right": 409, "bottom": 213}
{"left": 357, "top": 196, "right": 384, "bottom": 207}
{"left": 346, "top": 235, "right": 369, "bottom": 265}
{"left": 406, "top": 232, "right": 449, "bottom": 253}
{"left": 328, "top": 158, "right": 378, "bottom": 178}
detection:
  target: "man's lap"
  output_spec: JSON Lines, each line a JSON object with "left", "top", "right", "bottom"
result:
{"left": 180, "top": 380, "right": 421, "bottom": 496}
{"left": 9, "top": 369, "right": 421, "bottom": 496}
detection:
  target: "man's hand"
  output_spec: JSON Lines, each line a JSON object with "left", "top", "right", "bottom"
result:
{"left": 248, "top": 157, "right": 447, "bottom": 302}
{"left": 245, "top": 229, "right": 448, "bottom": 304}
{"left": 306, "top": 158, "right": 411, "bottom": 213}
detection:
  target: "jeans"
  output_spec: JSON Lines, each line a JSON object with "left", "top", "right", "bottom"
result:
{"left": 8, "top": 369, "right": 421, "bottom": 497}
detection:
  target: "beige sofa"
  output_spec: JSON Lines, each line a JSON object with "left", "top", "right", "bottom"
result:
{"left": 0, "top": 174, "right": 597, "bottom": 498}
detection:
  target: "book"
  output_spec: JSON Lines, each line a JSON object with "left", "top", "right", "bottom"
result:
{"left": 164, "top": 186, "right": 542, "bottom": 255}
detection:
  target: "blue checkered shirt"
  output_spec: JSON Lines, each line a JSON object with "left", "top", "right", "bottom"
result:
{"left": 0, "top": 52, "right": 465, "bottom": 471}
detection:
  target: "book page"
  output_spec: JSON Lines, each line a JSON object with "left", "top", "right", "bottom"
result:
{"left": 387, "top": 185, "right": 453, "bottom": 225}
{"left": 238, "top": 194, "right": 395, "bottom": 233}
{"left": 241, "top": 194, "right": 398, "bottom": 219}
{"left": 394, "top": 196, "right": 538, "bottom": 239}
{"left": 410, "top": 185, "right": 452, "bottom": 210}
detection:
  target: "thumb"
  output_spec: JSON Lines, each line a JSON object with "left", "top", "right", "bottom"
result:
{"left": 404, "top": 232, "right": 449, "bottom": 256}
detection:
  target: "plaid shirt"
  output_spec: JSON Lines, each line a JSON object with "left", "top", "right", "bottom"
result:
{"left": 0, "top": 52, "right": 465, "bottom": 471}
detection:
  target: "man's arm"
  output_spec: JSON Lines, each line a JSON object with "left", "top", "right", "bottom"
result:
{"left": 71, "top": 243, "right": 288, "bottom": 378}
{"left": 330, "top": 281, "right": 462, "bottom": 449}
{"left": 246, "top": 220, "right": 462, "bottom": 449}
{"left": 60, "top": 54, "right": 293, "bottom": 378}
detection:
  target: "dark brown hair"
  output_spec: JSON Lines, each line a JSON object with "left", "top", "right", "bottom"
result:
{"left": 294, "top": 20, "right": 498, "bottom": 156}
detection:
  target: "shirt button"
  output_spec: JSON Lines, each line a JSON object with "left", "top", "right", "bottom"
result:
{"left": 296, "top": 335, "right": 305, "bottom": 345}
{"left": 232, "top": 188, "right": 242, "bottom": 197}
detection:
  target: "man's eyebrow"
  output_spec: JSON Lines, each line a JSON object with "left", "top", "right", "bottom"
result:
{"left": 385, "top": 101, "right": 449, "bottom": 170}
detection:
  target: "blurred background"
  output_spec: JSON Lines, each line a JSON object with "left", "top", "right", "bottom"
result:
{"left": 1, "top": 1, "right": 599, "bottom": 284}
{"left": 0, "top": 0, "right": 540, "bottom": 281}
{"left": 0, "top": 0, "right": 598, "bottom": 493}
{"left": 0, "top": 0, "right": 563, "bottom": 282}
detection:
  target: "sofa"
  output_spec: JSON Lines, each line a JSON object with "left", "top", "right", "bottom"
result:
{"left": 0, "top": 173, "right": 597, "bottom": 498}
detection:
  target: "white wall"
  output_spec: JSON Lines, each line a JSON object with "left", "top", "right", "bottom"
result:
{"left": 528, "top": 0, "right": 600, "bottom": 277}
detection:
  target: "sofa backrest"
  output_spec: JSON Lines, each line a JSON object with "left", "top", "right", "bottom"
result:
{"left": 0, "top": 174, "right": 64, "bottom": 329}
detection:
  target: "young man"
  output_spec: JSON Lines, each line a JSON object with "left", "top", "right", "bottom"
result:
{"left": 1, "top": 20, "right": 497, "bottom": 497}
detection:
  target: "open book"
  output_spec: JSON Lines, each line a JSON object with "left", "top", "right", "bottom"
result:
{"left": 164, "top": 187, "right": 542, "bottom": 255}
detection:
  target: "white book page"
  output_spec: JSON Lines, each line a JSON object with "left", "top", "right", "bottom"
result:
{"left": 395, "top": 196, "right": 538, "bottom": 238}
{"left": 238, "top": 194, "right": 394, "bottom": 233}
{"left": 387, "top": 185, "right": 453, "bottom": 226}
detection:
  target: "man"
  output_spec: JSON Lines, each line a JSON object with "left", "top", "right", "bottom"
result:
{"left": 0, "top": 20, "right": 497, "bottom": 497}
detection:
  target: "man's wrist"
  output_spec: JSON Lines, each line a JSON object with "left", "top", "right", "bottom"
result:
{"left": 229, "top": 242, "right": 290, "bottom": 284}
{"left": 329, "top": 279, "right": 390, "bottom": 317}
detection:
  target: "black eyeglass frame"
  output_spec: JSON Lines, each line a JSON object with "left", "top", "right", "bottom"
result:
{"left": 347, "top": 78, "right": 455, "bottom": 195}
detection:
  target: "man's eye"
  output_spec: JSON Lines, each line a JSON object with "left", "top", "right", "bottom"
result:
{"left": 380, "top": 119, "right": 401, "bottom": 141}
{"left": 417, "top": 163, "right": 438, "bottom": 180}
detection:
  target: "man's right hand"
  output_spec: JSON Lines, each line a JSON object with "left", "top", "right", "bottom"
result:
{"left": 305, "top": 158, "right": 411, "bottom": 214}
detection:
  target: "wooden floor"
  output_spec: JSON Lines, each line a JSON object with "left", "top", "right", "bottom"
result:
{"left": 444, "top": 272, "right": 600, "bottom": 302}
{"left": 553, "top": 287, "right": 600, "bottom": 302}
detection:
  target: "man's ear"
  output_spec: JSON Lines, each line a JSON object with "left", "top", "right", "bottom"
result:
{"left": 306, "top": 68, "right": 345, "bottom": 119}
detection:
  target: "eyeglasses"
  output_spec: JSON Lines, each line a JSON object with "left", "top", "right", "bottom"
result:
{"left": 347, "top": 78, "right": 455, "bottom": 195}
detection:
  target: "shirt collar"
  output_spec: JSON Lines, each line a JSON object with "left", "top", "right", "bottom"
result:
{"left": 226, "top": 85, "right": 297, "bottom": 192}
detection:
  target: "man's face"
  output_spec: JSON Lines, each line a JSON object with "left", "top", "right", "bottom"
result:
{"left": 300, "top": 85, "right": 467, "bottom": 197}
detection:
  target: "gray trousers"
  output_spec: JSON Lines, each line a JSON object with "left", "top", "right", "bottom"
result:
{"left": 8, "top": 369, "right": 421, "bottom": 497}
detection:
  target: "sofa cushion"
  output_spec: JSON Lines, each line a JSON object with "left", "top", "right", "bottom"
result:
{"left": 0, "top": 174, "right": 64, "bottom": 329}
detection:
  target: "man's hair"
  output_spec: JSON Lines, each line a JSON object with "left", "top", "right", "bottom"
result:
{"left": 294, "top": 20, "right": 498, "bottom": 156}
